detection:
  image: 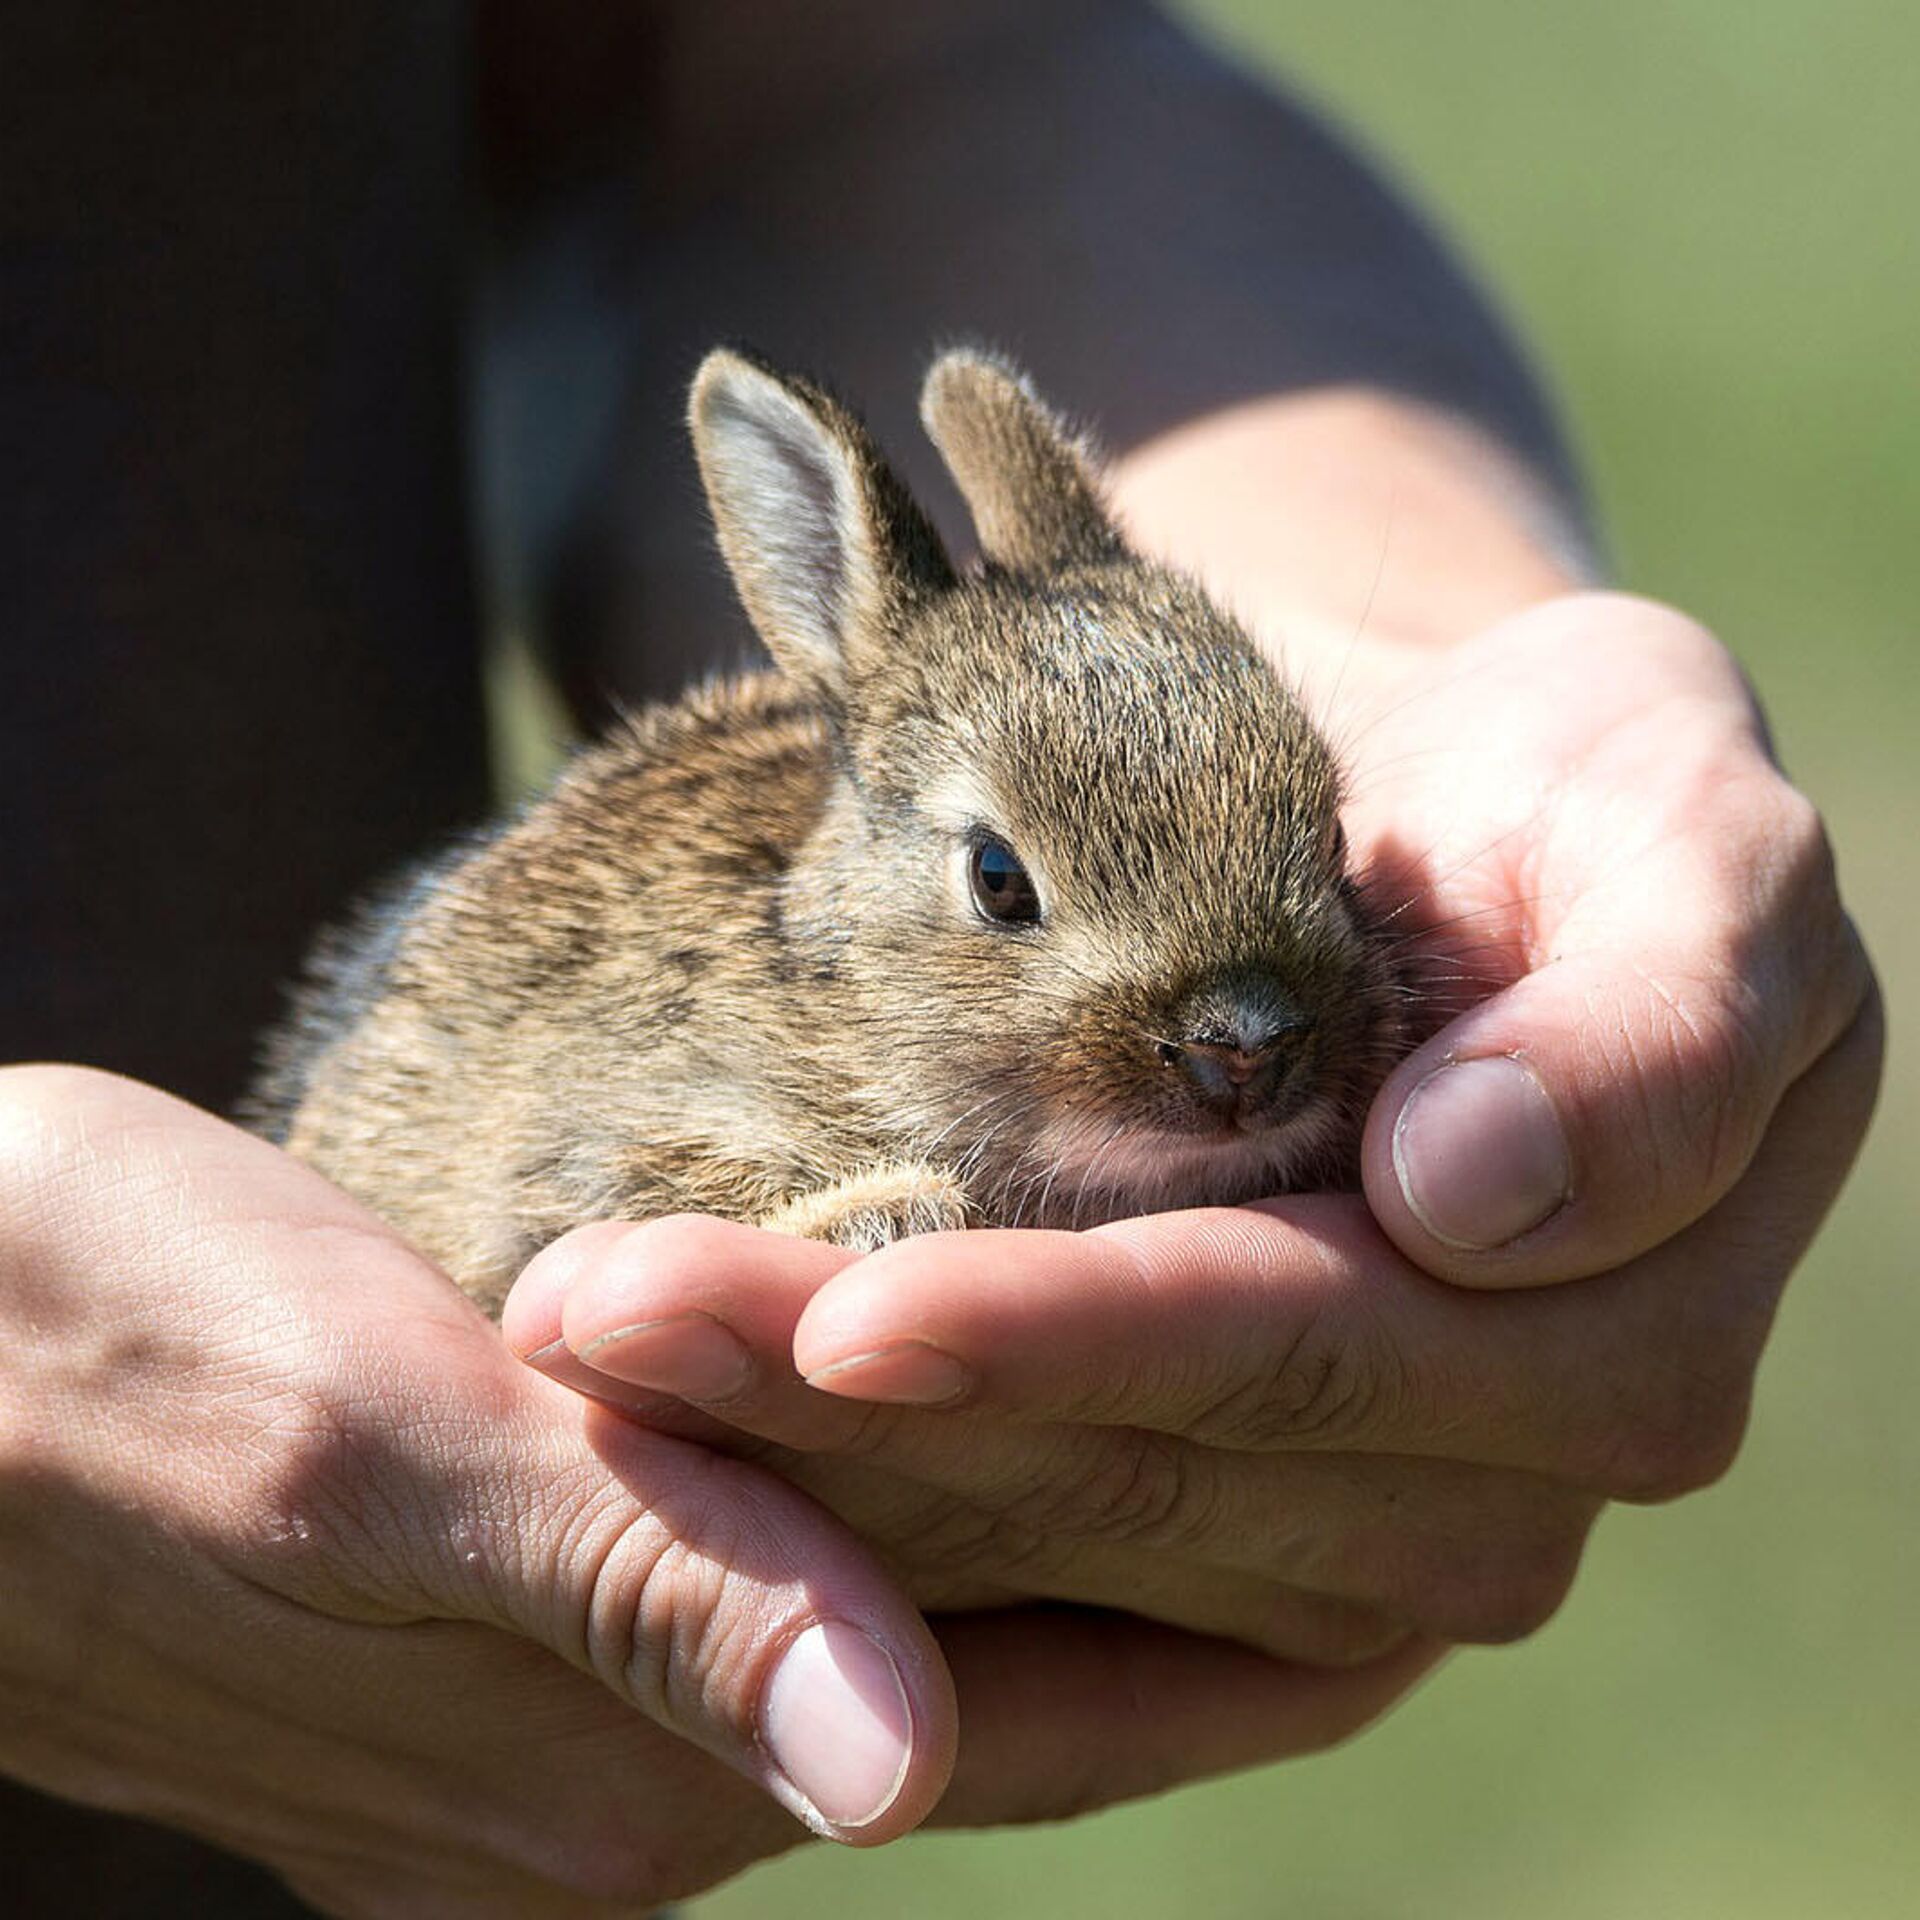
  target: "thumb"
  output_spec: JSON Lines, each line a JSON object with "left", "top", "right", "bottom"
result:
{"left": 324, "top": 1345, "right": 958, "bottom": 1845}
{"left": 497, "top": 1395, "right": 957, "bottom": 1844}
{"left": 0, "top": 1069, "right": 953, "bottom": 1847}
{"left": 1362, "top": 820, "right": 1872, "bottom": 1288}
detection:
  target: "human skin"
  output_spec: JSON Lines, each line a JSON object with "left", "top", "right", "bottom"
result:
{"left": 0, "top": 403, "right": 1872, "bottom": 1920}
{"left": 1, "top": 3, "right": 1879, "bottom": 1908}
{"left": 7, "top": 406, "right": 1874, "bottom": 1920}
{"left": 0, "top": 1066, "right": 1443, "bottom": 1918}
{"left": 513, "top": 389, "right": 1882, "bottom": 1676}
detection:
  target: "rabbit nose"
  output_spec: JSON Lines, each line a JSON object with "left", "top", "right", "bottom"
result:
{"left": 1182, "top": 1037, "right": 1282, "bottom": 1088}
{"left": 1162, "top": 1034, "right": 1293, "bottom": 1107}
{"left": 1156, "top": 999, "right": 1317, "bottom": 1112}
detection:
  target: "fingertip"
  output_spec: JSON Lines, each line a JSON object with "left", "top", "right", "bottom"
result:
{"left": 787, "top": 1242, "right": 928, "bottom": 1378}
{"left": 802, "top": 1339, "right": 976, "bottom": 1407}
{"left": 1379, "top": 1054, "right": 1572, "bottom": 1269}
{"left": 556, "top": 1217, "right": 851, "bottom": 1386}
{"left": 758, "top": 1619, "right": 955, "bottom": 1844}
{"left": 509, "top": 1214, "right": 848, "bottom": 1372}
{"left": 501, "top": 1221, "right": 639, "bottom": 1358}
{"left": 787, "top": 1241, "right": 978, "bottom": 1390}
{"left": 573, "top": 1311, "right": 757, "bottom": 1402}
{"left": 1365, "top": 1042, "right": 1586, "bottom": 1290}
{"left": 1362, "top": 950, "right": 1781, "bottom": 1289}
{"left": 790, "top": 1226, "right": 1090, "bottom": 1379}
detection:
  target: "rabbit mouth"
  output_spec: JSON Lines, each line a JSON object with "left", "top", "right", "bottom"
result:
{"left": 1010, "top": 1102, "right": 1348, "bottom": 1225}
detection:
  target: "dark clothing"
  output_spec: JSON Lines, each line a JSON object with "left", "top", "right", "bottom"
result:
{"left": 0, "top": 3, "right": 1576, "bottom": 1908}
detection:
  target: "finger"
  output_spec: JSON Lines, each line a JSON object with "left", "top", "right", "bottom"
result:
{"left": 281, "top": 1363, "right": 959, "bottom": 1845}
{"left": 1367, "top": 710, "right": 1873, "bottom": 1287}
{"left": 507, "top": 1215, "right": 883, "bottom": 1456}
{"left": 138, "top": 1211, "right": 960, "bottom": 1843}
{"left": 514, "top": 1227, "right": 1420, "bottom": 1655}
{"left": 1, "top": 1073, "right": 961, "bottom": 1848}
{"left": 501, "top": 1218, "right": 831, "bottom": 1451}
{"left": 795, "top": 987, "right": 1879, "bottom": 1497}
{"left": 775, "top": 1443, "right": 1421, "bottom": 1664}
{"left": 930, "top": 1611, "right": 1449, "bottom": 1825}
{"left": 792, "top": 1200, "right": 1585, "bottom": 1464}
{"left": 760, "top": 1393, "right": 1594, "bottom": 1644}
{"left": 513, "top": 1221, "right": 1592, "bottom": 1643}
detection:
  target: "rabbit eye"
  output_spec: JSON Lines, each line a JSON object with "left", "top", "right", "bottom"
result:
{"left": 968, "top": 833, "right": 1041, "bottom": 926}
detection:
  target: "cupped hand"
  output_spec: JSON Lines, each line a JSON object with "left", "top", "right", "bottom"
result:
{"left": 511, "top": 592, "right": 1880, "bottom": 1659}
{"left": 0, "top": 1068, "right": 1436, "bottom": 1918}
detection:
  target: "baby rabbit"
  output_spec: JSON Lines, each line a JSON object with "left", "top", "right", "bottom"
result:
{"left": 254, "top": 349, "right": 1403, "bottom": 1315}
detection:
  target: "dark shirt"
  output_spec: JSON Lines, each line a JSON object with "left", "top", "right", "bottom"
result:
{"left": 0, "top": 3, "right": 1575, "bottom": 1909}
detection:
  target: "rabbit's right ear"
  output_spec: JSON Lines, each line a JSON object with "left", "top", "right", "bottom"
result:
{"left": 920, "top": 351, "right": 1122, "bottom": 573}
{"left": 690, "top": 350, "right": 955, "bottom": 698}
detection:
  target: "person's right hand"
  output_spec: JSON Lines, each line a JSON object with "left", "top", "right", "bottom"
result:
{"left": 501, "top": 593, "right": 1880, "bottom": 1677}
{"left": 0, "top": 1066, "right": 1437, "bottom": 1917}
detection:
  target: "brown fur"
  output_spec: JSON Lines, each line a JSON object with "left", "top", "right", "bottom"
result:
{"left": 252, "top": 349, "right": 1404, "bottom": 1316}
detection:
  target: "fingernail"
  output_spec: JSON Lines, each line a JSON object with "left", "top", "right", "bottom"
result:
{"left": 804, "top": 1341, "right": 973, "bottom": 1406}
{"left": 760, "top": 1622, "right": 914, "bottom": 1831}
{"left": 1393, "top": 1055, "right": 1571, "bottom": 1250}
{"left": 575, "top": 1313, "right": 753, "bottom": 1401}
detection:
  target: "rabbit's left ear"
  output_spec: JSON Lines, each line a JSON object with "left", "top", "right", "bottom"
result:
{"left": 920, "top": 350, "right": 1122, "bottom": 574}
{"left": 690, "top": 348, "right": 954, "bottom": 700}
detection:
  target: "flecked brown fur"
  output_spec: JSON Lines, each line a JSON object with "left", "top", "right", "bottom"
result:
{"left": 252, "top": 350, "right": 1404, "bottom": 1315}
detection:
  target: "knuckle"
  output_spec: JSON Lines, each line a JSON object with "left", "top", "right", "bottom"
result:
{"left": 1600, "top": 1372, "right": 1752, "bottom": 1503}
{"left": 1758, "top": 786, "right": 1866, "bottom": 1011}
{"left": 1187, "top": 1304, "right": 1390, "bottom": 1451}
{"left": 1420, "top": 1537, "right": 1586, "bottom": 1645}
{"left": 1268, "top": 1599, "right": 1414, "bottom": 1669}
{"left": 593, "top": 1473, "right": 738, "bottom": 1714}
{"left": 1612, "top": 960, "right": 1774, "bottom": 1204}
{"left": 1781, "top": 808, "right": 1877, "bottom": 1023}
{"left": 1769, "top": 782, "right": 1833, "bottom": 888}
{"left": 883, "top": 1497, "right": 1068, "bottom": 1592}
{"left": 797, "top": 1396, "right": 915, "bottom": 1464}
{"left": 594, "top": 1458, "right": 882, "bottom": 1754}
{"left": 1005, "top": 1428, "right": 1203, "bottom": 1548}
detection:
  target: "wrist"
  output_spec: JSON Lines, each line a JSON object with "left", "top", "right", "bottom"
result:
{"left": 1109, "top": 386, "right": 1595, "bottom": 662}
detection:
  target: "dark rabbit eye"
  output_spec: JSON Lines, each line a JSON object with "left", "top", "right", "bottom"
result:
{"left": 968, "top": 833, "right": 1041, "bottom": 925}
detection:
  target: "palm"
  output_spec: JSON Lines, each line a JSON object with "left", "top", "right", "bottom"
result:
{"left": 517, "top": 590, "right": 1879, "bottom": 1672}
{"left": 1327, "top": 594, "right": 1784, "bottom": 1051}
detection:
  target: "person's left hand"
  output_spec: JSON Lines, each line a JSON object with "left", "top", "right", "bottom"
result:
{"left": 505, "top": 591, "right": 1879, "bottom": 1665}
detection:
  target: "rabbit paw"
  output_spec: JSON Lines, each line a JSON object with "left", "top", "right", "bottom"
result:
{"left": 761, "top": 1163, "right": 971, "bottom": 1251}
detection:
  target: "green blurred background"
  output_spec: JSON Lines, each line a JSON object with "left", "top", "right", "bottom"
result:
{"left": 695, "top": 3, "right": 1920, "bottom": 1916}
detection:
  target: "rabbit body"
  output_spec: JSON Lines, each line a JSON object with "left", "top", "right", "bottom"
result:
{"left": 257, "top": 351, "right": 1402, "bottom": 1315}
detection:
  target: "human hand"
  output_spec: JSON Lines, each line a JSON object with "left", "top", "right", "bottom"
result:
{"left": 0, "top": 1066, "right": 1439, "bottom": 1917}
{"left": 509, "top": 591, "right": 1879, "bottom": 1658}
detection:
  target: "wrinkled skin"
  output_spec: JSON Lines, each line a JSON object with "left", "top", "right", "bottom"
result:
{"left": 0, "top": 590, "right": 1878, "bottom": 1920}
{"left": 0, "top": 1067, "right": 1440, "bottom": 1917}
{"left": 513, "top": 590, "right": 1882, "bottom": 1660}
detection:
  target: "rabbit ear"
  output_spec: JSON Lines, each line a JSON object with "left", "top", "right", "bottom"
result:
{"left": 920, "top": 350, "right": 1122, "bottom": 573}
{"left": 690, "top": 349, "right": 954, "bottom": 696}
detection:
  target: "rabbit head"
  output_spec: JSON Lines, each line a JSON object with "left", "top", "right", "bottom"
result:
{"left": 690, "top": 347, "right": 1400, "bottom": 1221}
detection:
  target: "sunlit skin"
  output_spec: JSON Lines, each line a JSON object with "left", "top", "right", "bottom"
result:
{"left": 512, "top": 392, "right": 1880, "bottom": 1663}
{"left": 4, "top": 0, "right": 1885, "bottom": 1905}
{"left": 0, "top": 390, "right": 1877, "bottom": 1919}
